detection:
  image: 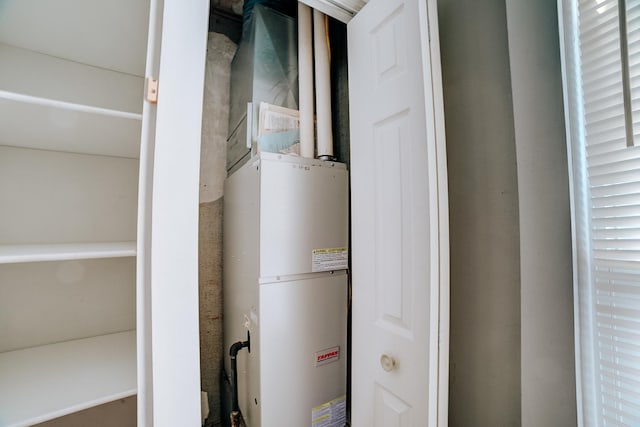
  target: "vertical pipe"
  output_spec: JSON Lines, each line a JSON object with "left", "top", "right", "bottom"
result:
{"left": 314, "top": 9, "right": 334, "bottom": 159}
{"left": 298, "top": 2, "right": 315, "bottom": 159}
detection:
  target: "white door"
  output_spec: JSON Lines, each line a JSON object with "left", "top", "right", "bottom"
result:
{"left": 348, "top": 0, "right": 449, "bottom": 425}
{"left": 137, "top": 0, "right": 210, "bottom": 425}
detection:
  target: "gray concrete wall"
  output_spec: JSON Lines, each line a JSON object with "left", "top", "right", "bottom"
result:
{"left": 438, "top": 0, "right": 522, "bottom": 424}
{"left": 505, "top": 1, "right": 577, "bottom": 426}
{"left": 199, "top": 32, "right": 237, "bottom": 427}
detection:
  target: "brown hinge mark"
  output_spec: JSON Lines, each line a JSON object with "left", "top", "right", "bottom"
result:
{"left": 146, "top": 77, "right": 159, "bottom": 104}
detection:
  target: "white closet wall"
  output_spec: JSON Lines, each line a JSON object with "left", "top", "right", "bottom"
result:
{"left": 0, "top": 0, "right": 149, "bottom": 425}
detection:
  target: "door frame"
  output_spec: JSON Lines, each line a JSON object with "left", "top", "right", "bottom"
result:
{"left": 420, "top": 0, "right": 450, "bottom": 424}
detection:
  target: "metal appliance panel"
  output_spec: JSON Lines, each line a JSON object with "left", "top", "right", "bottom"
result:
{"left": 259, "top": 155, "right": 349, "bottom": 278}
{"left": 223, "top": 153, "right": 349, "bottom": 427}
{"left": 259, "top": 273, "right": 348, "bottom": 426}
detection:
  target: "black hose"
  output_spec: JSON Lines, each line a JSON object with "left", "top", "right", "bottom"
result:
{"left": 229, "top": 331, "right": 251, "bottom": 414}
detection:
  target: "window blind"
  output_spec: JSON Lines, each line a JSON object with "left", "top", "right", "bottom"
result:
{"left": 560, "top": 0, "right": 640, "bottom": 425}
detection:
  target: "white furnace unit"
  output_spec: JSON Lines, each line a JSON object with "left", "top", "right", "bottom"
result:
{"left": 223, "top": 152, "right": 348, "bottom": 427}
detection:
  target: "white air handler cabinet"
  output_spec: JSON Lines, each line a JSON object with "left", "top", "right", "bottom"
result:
{"left": 223, "top": 152, "right": 349, "bottom": 426}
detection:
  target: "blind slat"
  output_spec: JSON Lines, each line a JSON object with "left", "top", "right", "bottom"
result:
{"left": 596, "top": 311, "right": 640, "bottom": 331}
{"left": 585, "top": 103, "right": 628, "bottom": 129}
{"left": 588, "top": 151, "right": 640, "bottom": 173}
{"left": 600, "top": 401, "right": 640, "bottom": 423}
{"left": 596, "top": 281, "right": 640, "bottom": 295}
{"left": 596, "top": 304, "right": 640, "bottom": 320}
{"left": 592, "top": 229, "right": 640, "bottom": 240}
{"left": 596, "top": 290, "right": 640, "bottom": 303}
{"left": 592, "top": 193, "right": 640, "bottom": 208}
{"left": 589, "top": 167, "right": 640, "bottom": 185}
{"left": 601, "top": 387, "right": 640, "bottom": 410}
{"left": 567, "top": 0, "right": 640, "bottom": 423}
{"left": 587, "top": 145, "right": 640, "bottom": 167}
{"left": 597, "top": 324, "right": 640, "bottom": 342}
{"left": 595, "top": 264, "right": 640, "bottom": 280}
{"left": 584, "top": 121, "right": 626, "bottom": 139}
{"left": 584, "top": 52, "right": 630, "bottom": 82}
{"left": 593, "top": 215, "right": 640, "bottom": 227}
{"left": 593, "top": 204, "right": 640, "bottom": 218}
{"left": 600, "top": 359, "right": 640, "bottom": 378}
{"left": 583, "top": 80, "right": 624, "bottom": 104}
{"left": 590, "top": 180, "right": 640, "bottom": 197}
{"left": 598, "top": 336, "right": 640, "bottom": 356}
{"left": 586, "top": 135, "right": 628, "bottom": 155}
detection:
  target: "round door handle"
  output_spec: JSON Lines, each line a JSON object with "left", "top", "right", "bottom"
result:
{"left": 380, "top": 354, "right": 397, "bottom": 372}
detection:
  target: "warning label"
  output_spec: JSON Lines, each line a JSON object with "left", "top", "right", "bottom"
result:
{"left": 312, "top": 248, "right": 348, "bottom": 272}
{"left": 312, "top": 395, "right": 346, "bottom": 427}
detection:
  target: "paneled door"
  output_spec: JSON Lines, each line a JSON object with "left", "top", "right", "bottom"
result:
{"left": 348, "top": 0, "right": 449, "bottom": 425}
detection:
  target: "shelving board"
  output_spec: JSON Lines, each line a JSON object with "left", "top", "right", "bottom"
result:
{"left": 0, "top": 242, "right": 136, "bottom": 264}
{"left": 0, "top": 0, "right": 149, "bottom": 77}
{"left": 0, "top": 43, "right": 144, "bottom": 114}
{"left": 0, "top": 92, "right": 142, "bottom": 158}
{"left": 0, "top": 330, "right": 136, "bottom": 427}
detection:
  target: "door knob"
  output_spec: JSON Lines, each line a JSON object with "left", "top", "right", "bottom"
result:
{"left": 380, "top": 354, "right": 397, "bottom": 372}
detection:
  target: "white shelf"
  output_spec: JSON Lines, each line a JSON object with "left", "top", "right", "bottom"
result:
{"left": 0, "top": 92, "right": 142, "bottom": 158}
{"left": 0, "top": 43, "right": 144, "bottom": 113}
{"left": 0, "top": 330, "right": 136, "bottom": 427}
{"left": 0, "top": 242, "right": 136, "bottom": 264}
{"left": 0, "top": 43, "right": 143, "bottom": 158}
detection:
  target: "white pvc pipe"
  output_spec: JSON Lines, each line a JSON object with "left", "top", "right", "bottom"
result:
{"left": 313, "top": 9, "right": 334, "bottom": 159}
{"left": 298, "top": 3, "right": 315, "bottom": 159}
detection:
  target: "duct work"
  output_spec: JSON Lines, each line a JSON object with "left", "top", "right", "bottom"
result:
{"left": 226, "top": 0, "right": 341, "bottom": 171}
{"left": 241, "top": 0, "right": 297, "bottom": 39}
{"left": 226, "top": 3, "right": 299, "bottom": 172}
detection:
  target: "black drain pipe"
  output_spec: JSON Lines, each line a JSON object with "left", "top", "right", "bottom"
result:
{"left": 230, "top": 331, "right": 251, "bottom": 427}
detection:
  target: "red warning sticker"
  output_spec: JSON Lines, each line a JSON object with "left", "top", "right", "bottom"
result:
{"left": 315, "top": 346, "right": 340, "bottom": 367}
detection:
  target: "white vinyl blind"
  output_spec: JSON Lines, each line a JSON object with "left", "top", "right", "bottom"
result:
{"left": 560, "top": 0, "right": 640, "bottom": 425}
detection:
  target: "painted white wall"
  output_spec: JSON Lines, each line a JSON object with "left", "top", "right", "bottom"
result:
{"left": 505, "top": 1, "right": 577, "bottom": 426}
{"left": 439, "top": 0, "right": 577, "bottom": 425}
{"left": 438, "top": 0, "right": 522, "bottom": 424}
